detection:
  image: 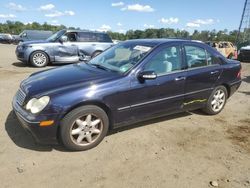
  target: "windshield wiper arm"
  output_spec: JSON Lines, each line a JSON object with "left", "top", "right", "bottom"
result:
{"left": 90, "top": 64, "right": 110, "bottom": 71}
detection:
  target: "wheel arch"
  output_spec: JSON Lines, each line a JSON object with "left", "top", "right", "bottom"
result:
{"left": 221, "top": 83, "right": 231, "bottom": 98}
{"left": 60, "top": 100, "right": 113, "bottom": 129}
{"left": 91, "top": 50, "right": 103, "bottom": 57}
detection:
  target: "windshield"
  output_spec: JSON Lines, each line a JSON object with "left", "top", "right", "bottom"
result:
{"left": 46, "top": 30, "right": 66, "bottom": 42}
{"left": 88, "top": 42, "right": 153, "bottom": 73}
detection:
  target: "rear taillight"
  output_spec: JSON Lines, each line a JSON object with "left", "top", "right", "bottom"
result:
{"left": 234, "top": 50, "right": 238, "bottom": 59}
{"left": 237, "top": 68, "right": 242, "bottom": 78}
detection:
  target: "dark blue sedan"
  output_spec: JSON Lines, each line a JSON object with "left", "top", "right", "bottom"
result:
{"left": 12, "top": 39, "right": 242, "bottom": 151}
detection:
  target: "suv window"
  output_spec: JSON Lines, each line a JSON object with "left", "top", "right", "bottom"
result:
{"left": 144, "top": 46, "right": 182, "bottom": 75}
{"left": 95, "top": 33, "right": 112, "bottom": 42}
{"left": 65, "top": 32, "right": 77, "bottom": 42}
{"left": 78, "top": 32, "right": 112, "bottom": 42}
{"left": 184, "top": 45, "right": 207, "bottom": 68}
{"left": 78, "top": 32, "right": 95, "bottom": 42}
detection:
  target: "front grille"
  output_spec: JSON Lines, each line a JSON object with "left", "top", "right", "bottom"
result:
{"left": 16, "top": 89, "right": 26, "bottom": 106}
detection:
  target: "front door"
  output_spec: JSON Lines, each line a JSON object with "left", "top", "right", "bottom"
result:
{"left": 54, "top": 32, "right": 79, "bottom": 62}
{"left": 128, "top": 45, "right": 186, "bottom": 120}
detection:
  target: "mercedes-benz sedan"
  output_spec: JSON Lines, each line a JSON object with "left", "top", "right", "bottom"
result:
{"left": 12, "top": 39, "right": 241, "bottom": 151}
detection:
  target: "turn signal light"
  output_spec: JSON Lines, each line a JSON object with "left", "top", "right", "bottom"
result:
{"left": 39, "top": 120, "right": 54, "bottom": 127}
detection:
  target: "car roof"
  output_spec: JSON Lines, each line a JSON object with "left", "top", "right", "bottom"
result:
{"left": 64, "top": 29, "right": 108, "bottom": 34}
{"left": 122, "top": 38, "right": 204, "bottom": 46}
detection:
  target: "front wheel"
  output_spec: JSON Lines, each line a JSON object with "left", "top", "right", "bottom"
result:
{"left": 30, "top": 51, "right": 49, "bottom": 67}
{"left": 60, "top": 105, "right": 109, "bottom": 151}
{"left": 202, "top": 86, "right": 228, "bottom": 115}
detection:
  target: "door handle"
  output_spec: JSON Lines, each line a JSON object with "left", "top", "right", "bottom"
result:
{"left": 175, "top": 76, "right": 186, "bottom": 81}
{"left": 210, "top": 70, "right": 219, "bottom": 75}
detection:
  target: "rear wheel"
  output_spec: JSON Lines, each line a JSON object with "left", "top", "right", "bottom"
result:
{"left": 60, "top": 105, "right": 109, "bottom": 151}
{"left": 202, "top": 86, "right": 228, "bottom": 115}
{"left": 30, "top": 51, "right": 49, "bottom": 67}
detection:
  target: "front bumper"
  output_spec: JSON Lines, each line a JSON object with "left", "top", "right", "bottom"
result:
{"left": 12, "top": 95, "right": 60, "bottom": 144}
{"left": 15, "top": 47, "right": 28, "bottom": 62}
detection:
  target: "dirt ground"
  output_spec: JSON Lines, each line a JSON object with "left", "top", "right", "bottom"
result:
{"left": 0, "top": 44, "right": 249, "bottom": 188}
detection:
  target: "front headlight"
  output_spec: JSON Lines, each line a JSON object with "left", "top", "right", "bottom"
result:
{"left": 26, "top": 96, "right": 50, "bottom": 114}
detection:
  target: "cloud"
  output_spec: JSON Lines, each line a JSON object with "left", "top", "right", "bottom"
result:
{"left": 143, "top": 24, "right": 155, "bottom": 28}
{"left": 122, "top": 4, "right": 155, "bottom": 12}
{"left": 186, "top": 19, "right": 215, "bottom": 28}
{"left": 65, "top": 10, "right": 75, "bottom": 16}
{"left": 159, "top": 17, "right": 179, "bottom": 24}
{"left": 49, "top": 20, "right": 60, "bottom": 26}
{"left": 186, "top": 22, "right": 200, "bottom": 28}
{"left": 0, "top": 14, "right": 16, "bottom": 18}
{"left": 111, "top": 2, "right": 124, "bottom": 7}
{"left": 6, "top": 2, "right": 26, "bottom": 12}
{"left": 97, "top": 24, "right": 112, "bottom": 32}
{"left": 39, "top": 4, "right": 55, "bottom": 11}
{"left": 45, "top": 10, "right": 75, "bottom": 17}
{"left": 193, "top": 19, "right": 214, "bottom": 25}
{"left": 117, "top": 22, "right": 122, "bottom": 26}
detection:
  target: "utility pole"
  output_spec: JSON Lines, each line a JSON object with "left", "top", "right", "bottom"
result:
{"left": 236, "top": 0, "right": 250, "bottom": 46}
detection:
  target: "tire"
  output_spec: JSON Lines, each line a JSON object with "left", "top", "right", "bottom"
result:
{"left": 91, "top": 51, "right": 102, "bottom": 58}
{"left": 30, "top": 51, "right": 49, "bottom": 67}
{"left": 202, "top": 86, "right": 228, "bottom": 115}
{"left": 60, "top": 105, "right": 109, "bottom": 151}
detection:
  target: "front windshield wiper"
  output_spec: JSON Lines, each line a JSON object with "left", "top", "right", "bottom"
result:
{"left": 90, "top": 63, "right": 120, "bottom": 73}
{"left": 90, "top": 64, "right": 110, "bottom": 71}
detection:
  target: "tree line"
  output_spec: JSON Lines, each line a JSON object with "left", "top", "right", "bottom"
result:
{"left": 0, "top": 20, "right": 240, "bottom": 43}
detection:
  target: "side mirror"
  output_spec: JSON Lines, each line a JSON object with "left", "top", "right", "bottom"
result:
{"left": 59, "top": 36, "right": 68, "bottom": 43}
{"left": 138, "top": 71, "right": 157, "bottom": 82}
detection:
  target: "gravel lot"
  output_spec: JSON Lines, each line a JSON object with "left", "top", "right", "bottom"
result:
{"left": 0, "top": 44, "right": 249, "bottom": 188}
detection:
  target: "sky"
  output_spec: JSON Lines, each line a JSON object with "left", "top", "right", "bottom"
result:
{"left": 0, "top": 0, "right": 246, "bottom": 33}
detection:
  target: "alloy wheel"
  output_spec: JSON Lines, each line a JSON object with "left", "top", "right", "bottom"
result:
{"left": 70, "top": 114, "right": 103, "bottom": 146}
{"left": 32, "top": 52, "right": 47, "bottom": 66}
{"left": 211, "top": 89, "right": 226, "bottom": 112}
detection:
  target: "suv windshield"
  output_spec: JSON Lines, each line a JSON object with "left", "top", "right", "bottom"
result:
{"left": 88, "top": 42, "right": 153, "bottom": 73}
{"left": 46, "top": 30, "right": 66, "bottom": 42}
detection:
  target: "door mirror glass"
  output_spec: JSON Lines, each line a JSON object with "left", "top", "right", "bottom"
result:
{"left": 59, "top": 35, "right": 68, "bottom": 43}
{"left": 138, "top": 71, "right": 157, "bottom": 82}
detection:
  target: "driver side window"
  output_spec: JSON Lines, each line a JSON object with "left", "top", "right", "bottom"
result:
{"left": 144, "top": 46, "right": 182, "bottom": 76}
{"left": 184, "top": 45, "right": 207, "bottom": 69}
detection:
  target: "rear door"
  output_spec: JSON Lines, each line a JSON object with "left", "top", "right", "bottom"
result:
{"left": 183, "top": 43, "right": 223, "bottom": 110}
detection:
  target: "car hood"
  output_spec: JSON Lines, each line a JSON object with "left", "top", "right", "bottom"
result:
{"left": 20, "top": 63, "right": 122, "bottom": 96}
{"left": 20, "top": 40, "right": 48, "bottom": 46}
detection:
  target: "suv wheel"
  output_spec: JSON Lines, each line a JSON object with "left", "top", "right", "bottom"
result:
{"left": 30, "top": 51, "right": 49, "bottom": 67}
{"left": 60, "top": 105, "right": 109, "bottom": 151}
{"left": 203, "top": 86, "right": 228, "bottom": 115}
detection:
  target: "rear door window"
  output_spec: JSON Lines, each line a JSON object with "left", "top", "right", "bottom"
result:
{"left": 78, "top": 32, "right": 96, "bottom": 42}
{"left": 95, "top": 33, "right": 112, "bottom": 42}
{"left": 184, "top": 45, "right": 207, "bottom": 68}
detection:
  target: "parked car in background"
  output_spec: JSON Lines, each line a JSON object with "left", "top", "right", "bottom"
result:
{"left": 238, "top": 45, "right": 250, "bottom": 62}
{"left": 15, "top": 30, "right": 53, "bottom": 43}
{"left": 15, "top": 29, "right": 113, "bottom": 67}
{"left": 0, "top": 33, "right": 14, "bottom": 44}
{"left": 206, "top": 41, "right": 237, "bottom": 59}
{"left": 13, "top": 39, "right": 241, "bottom": 151}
